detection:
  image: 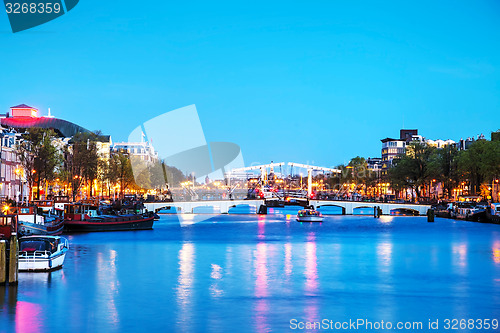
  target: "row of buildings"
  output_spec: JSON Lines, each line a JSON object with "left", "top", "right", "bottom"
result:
{"left": 0, "top": 104, "right": 159, "bottom": 201}
{"left": 366, "top": 128, "right": 486, "bottom": 174}
{"left": 364, "top": 128, "right": 499, "bottom": 201}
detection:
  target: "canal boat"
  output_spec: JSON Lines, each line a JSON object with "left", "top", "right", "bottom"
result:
{"left": 297, "top": 209, "right": 324, "bottom": 222}
{"left": 64, "top": 202, "right": 155, "bottom": 232}
{"left": 486, "top": 203, "right": 500, "bottom": 224}
{"left": 18, "top": 235, "right": 68, "bottom": 271}
{"left": 452, "top": 202, "right": 488, "bottom": 222}
{"left": 14, "top": 205, "right": 65, "bottom": 236}
{"left": 432, "top": 202, "right": 452, "bottom": 218}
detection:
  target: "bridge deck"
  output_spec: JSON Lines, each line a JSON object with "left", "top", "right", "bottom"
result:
{"left": 144, "top": 199, "right": 430, "bottom": 215}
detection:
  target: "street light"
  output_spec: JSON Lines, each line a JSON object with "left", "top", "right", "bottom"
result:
{"left": 15, "top": 167, "right": 24, "bottom": 204}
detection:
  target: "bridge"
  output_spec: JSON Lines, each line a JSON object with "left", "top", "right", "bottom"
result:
{"left": 144, "top": 199, "right": 431, "bottom": 215}
{"left": 144, "top": 199, "right": 265, "bottom": 214}
{"left": 308, "top": 200, "right": 430, "bottom": 215}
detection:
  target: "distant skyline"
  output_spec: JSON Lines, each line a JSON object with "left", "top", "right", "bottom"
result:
{"left": 1, "top": 0, "right": 499, "bottom": 167}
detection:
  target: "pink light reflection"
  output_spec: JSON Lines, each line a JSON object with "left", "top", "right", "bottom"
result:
{"left": 254, "top": 242, "right": 270, "bottom": 332}
{"left": 15, "top": 301, "right": 42, "bottom": 333}
{"left": 452, "top": 243, "right": 468, "bottom": 269}
{"left": 304, "top": 233, "right": 319, "bottom": 324}
{"left": 305, "top": 235, "right": 318, "bottom": 295}
{"left": 492, "top": 241, "right": 500, "bottom": 264}
{"left": 255, "top": 242, "right": 268, "bottom": 298}
{"left": 257, "top": 215, "right": 266, "bottom": 240}
{"left": 284, "top": 243, "right": 292, "bottom": 277}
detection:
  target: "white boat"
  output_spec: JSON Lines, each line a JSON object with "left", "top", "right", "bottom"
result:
{"left": 297, "top": 209, "right": 324, "bottom": 222}
{"left": 18, "top": 236, "right": 69, "bottom": 271}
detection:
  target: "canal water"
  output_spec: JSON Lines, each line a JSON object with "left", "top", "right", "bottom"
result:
{"left": 1, "top": 209, "right": 500, "bottom": 332}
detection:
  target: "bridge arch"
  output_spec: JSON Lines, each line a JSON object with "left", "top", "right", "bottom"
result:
{"left": 228, "top": 203, "right": 258, "bottom": 214}
{"left": 390, "top": 208, "right": 420, "bottom": 216}
{"left": 353, "top": 206, "right": 375, "bottom": 215}
{"left": 192, "top": 205, "right": 221, "bottom": 214}
{"left": 152, "top": 205, "right": 179, "bottom": 213}
{"left": 317, "top": 204, "right": 346, "bottom": 215}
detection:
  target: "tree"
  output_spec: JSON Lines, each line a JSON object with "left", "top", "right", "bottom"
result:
{"left": 16, "top": 128, "right": 60, "bottom": 201}
{"left": 426, "top": 145, "right": 460, "bottom": 198}
{"left": 388, "top": 142, "right": 435, "bottom": 201}
{"left": 65, "top": 132, "right": 100, "bottom": 201}
{"left": 457, "top": 139, "right": 500, "bottom": 195}
{"left": 109, "top": 151, "right": 136, "bottom": 198}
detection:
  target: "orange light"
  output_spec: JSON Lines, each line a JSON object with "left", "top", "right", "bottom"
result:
{"left": 2, "top": 204, "right": 10, "bottom": 213}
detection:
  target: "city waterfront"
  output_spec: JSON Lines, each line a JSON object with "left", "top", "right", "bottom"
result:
{"left": 1, "top": 210, "right": 500, "bottom": 332}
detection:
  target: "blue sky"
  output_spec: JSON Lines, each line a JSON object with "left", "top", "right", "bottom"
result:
{"left": 0, "top": 0, "right": 499, "bottom": 167}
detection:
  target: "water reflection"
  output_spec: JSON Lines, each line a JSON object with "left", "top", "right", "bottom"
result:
{"left": 96, "top": 249, "right": 120, "bottom": 327}
{"left": 492, "top": 241, "right": 500, "bottom": 264}
{"left": 176, "top": 242, "right": 195, "bottom": 330}
{"left": 15, "top": 300, "right": 42, "bottom": 333}
{"left": 379, "top": 216, "right": 394, "bottom": 224}
{"left": 377, "top": 241, "right": 393, "bottom": 273}
{"left": 452, "top": 243, "right": 468, "bottom": 274}
{"left": 284, "top": 243, "right": 292, "bottom": 277}
{"left": 0, "top": 285, "right": 18, "bottom": 328}
{"left": 254, "top": 242, "right": 269, "bottom": 332}
{"left": 209, "top": 264, "right": 224, "bottom": 297}
{"left": 2, "top": 215, "right": 500, "bottom": 332}
{"left": 304, "top": 233, "right": 319, "bottom": 324}
{"left": 304, "top": 233, "right": 318, "bottom": 295}
{"left": 257, "top": 215, "right": 266, "bottom": 240}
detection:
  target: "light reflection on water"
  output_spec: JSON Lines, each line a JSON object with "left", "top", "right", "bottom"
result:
{"left": 492, "top": 240, "right": 500, "bottom": 264}
{"left": 15, "top": 300, "right": 42, "bottom": 333}
{"left": 176, "top": 242, "right": 195, "bottom": 332}
{"left": 1, "top": 214, "right": 500, "bottom": 332}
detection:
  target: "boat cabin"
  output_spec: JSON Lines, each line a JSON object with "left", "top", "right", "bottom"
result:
{"left": 0, "top": 214, "right": 17, "bottom": 239}
{"left": 491, "top": 203, "right": 500, "bottom": 217}
{"left": 19, "top": 237, "right": 61, "bottom": 254}
{"left": 54, "top": 196, "right": 70, "bottom": 211}
{"left": 64, "top": 203, "right": 99, "bottom": 221}
{"left": 298, "top": 209, "right": 322, "bottom": 217}
{"left": 11, "top": 206, "right": 45, "bottom": 225}
{"left": 32, "top": 200, "right": 54, "bottom": 212}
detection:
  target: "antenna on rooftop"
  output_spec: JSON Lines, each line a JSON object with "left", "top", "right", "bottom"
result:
{"left": 47, "top": 107, "right": 54, "bottom": 118}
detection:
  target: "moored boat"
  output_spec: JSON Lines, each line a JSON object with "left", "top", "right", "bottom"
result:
{"left": 14, "top": 205, "right": 65, "bottom": 236}
{"left": 18, "top": 235, "right": 68, "bottom": 271}
{"left": 451, "top": 202, "right": 488, "bottom": 221}
{"left": 486, "top": 203, "right": 500, "bottom": 224}
{"left": 64, "top": 201, "right": 154, "bottom": 232}
{"left": 297, "top": 209, "right": 324, "bottom": 222}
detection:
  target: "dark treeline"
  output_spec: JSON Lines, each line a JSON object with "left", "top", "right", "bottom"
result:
{"left": 15, "top": 128, "right": 186, "bottom": 201}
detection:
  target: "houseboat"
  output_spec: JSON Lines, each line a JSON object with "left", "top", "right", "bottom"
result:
{"left": 18, "top": 236, "right": 68, "bottom": 271}
{"left": 451, "top": 202, "right": 488, "bottom": 222}
{"left": 64, "top": 201, "right": 154, "bottom": 232}
{"left": 14, "top": 205, "right": 65, "bottom": 236}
